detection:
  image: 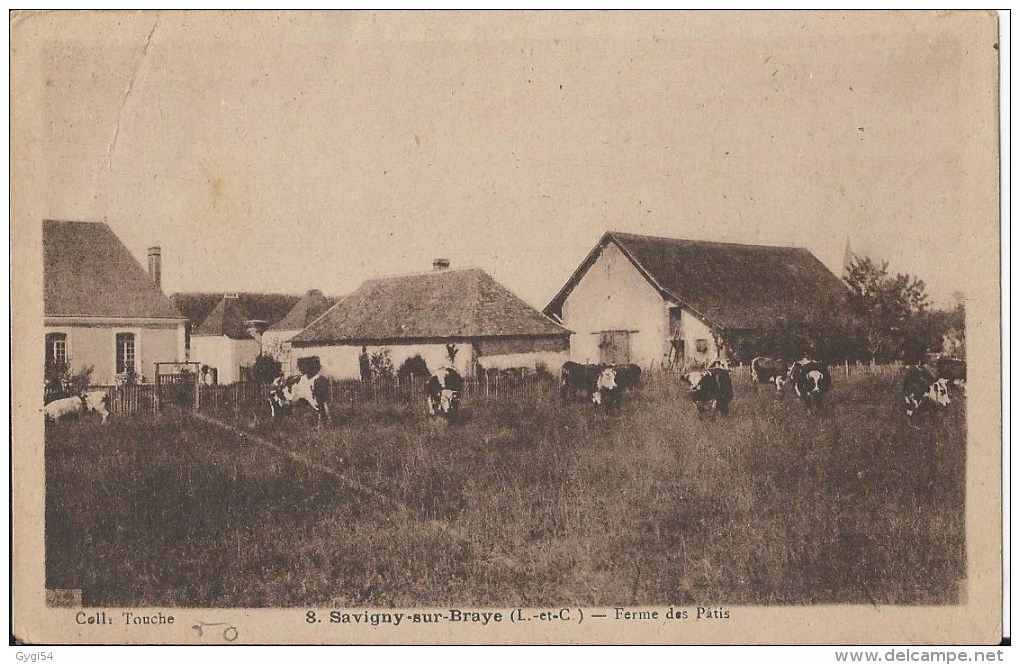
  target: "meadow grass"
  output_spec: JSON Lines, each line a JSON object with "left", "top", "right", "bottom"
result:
{"left": 45, "top": 371, "right": 965, "bottom": 607}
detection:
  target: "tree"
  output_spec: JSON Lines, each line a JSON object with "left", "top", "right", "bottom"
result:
{"left": 250, "top": 353, "right": 283, "bottom": 383}
{"left": 844, "top": 256, "right": 931, "bottom": 363}
{"left": 44, "top": 359, "right": 93, "bottom": 401}
{"left": 397, "top": 354, "right": 430, "bottom": 381}
{"left": 369, "top": 349, "right": 394, "bottom": 380}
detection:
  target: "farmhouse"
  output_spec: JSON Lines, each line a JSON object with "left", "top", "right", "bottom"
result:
{"left": 261, "top": 289, "right": 335, "bottom": 374}
{"left": 543, "top": 231, "right": 849, "bottom": 368}
{"left": 170, "top": 292, "right": 302, "bottom": 384}
{"left": 43, "top": 220, "right": 187, "bottom": 386}
{"left": 290, "top": 262, "right": 570, "bottom": 379}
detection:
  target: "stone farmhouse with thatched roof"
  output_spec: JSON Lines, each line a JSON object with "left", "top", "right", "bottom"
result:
{"left": 170, "top": 291, "right": 304, "bottom": 384}
{"left": 43, "top": 220, "right": 187, "bottom": 386}
{"left": 543, "top": 231, "right": 849, "bottom": 369}
{"left": 290, "top": 262, "right": 570, "bottom": 380}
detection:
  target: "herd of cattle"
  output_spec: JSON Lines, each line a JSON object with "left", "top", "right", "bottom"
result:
{"left": 43, "top": 354, "right": 966, "bottom": 427}
{"left": 559, "top": 354, "right": 965, "bottom": 421}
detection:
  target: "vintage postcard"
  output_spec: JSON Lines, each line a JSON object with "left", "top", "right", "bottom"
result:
{"left": 11, "top": 10, "right": 1003, "bottom": 646}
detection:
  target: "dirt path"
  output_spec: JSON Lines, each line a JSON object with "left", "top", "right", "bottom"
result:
{"left": 184, "top": 409, "right": 473, "bottom": 544}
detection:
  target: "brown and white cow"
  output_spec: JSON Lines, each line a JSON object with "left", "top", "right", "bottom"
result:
{"left": 789, "top": 359, "right": 831, "bottom": 411}
{"left": 903, "top": 365, "right": 950, "bottom": 418}
{"left": 751, "top": 357, "right": 790, "bottom": 392}
{"left": 682, "top": 366, "right": 734, "bottom": 419}
{"left": 269, "top": 356, "right": 331, "bottom": 425}
{"left": 427, "top": 367, "right": 463, "bottom": 421}
{"left": 560, "top": 361, "right": 606, "bottom": 403}
{"left": 44, "top": 395, "right": 85, "bottom": 422}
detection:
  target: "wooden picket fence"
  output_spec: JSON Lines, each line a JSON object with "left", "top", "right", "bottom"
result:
{"left": 89, "top": 385, "right": 159, "bottom": 415}
{"left": 193, "top": 368, "right": 541, "bottom": 419}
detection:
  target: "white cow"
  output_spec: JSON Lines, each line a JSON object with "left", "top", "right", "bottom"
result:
{"left": 83, "top": 389, "right": 110, "bottom": 424}
{"left": 44, "top": 396, "right": 84, "bottom": 422}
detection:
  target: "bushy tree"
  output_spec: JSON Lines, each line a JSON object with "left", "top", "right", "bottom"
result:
{"left": 44, "top": 359, "right": 93, "bottom": 401}
{"left": 250, "top": 353, "right": 283, "bottom": 383}
{"left": 397, "top": 354, "right": 430, "bottom": 380}
{"left": 844, "top": 256, "right": 931, "bottom": 363}
{"left": 369, "top": 349, "right": 394, "bottom": 380}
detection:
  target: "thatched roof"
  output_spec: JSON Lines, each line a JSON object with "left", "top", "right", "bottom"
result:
{"left": 172, "top": 292, "right": 303, "bottom": 339}
{"left": 545, "top": 231, "right": 849, "bottom": 331}
{"left": 43, "top": 220, "right": 184, "bottom": 320}
{"left": 269, "top": 289, "right": 335, "bottom": 331}
{"left": 292, "top": 267, "right": 569, "bottom": 345}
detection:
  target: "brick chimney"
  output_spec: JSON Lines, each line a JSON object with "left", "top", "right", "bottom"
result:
{"left": 147, "top": 246, "right": 162, "bottom": 288}
{"left": 432, "top": 258, "right": 451, "bottom": 271}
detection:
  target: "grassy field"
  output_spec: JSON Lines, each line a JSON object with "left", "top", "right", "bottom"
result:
{"left": 45, "top": 371, "right": 966, "bottom": 607}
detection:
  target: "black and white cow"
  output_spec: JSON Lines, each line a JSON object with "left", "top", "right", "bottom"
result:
{"left": 611, "top": 363, "right": 642, "bottom": 392}
{"left": 935, "top": 356, "right": 967, "bottom": 393}
{"left": 903, "top": 365, "right": 950, "bottom": 418}
{"left": 268, "top": 356, "right": 331, "bottom": 425}
{"left": 560, "top": 361, "right": 605, "bottom": 403}
{"left": 788, "top": 359, "right": 831, "bottom": 411}
{"left": 682, "top": 366, "right": 734, "bottom": 418}
{"left": 427, "top": 367, "right": 463, "bottom": 421}
{"left": 751, "top": 357, "right": 790, "bottom": 392}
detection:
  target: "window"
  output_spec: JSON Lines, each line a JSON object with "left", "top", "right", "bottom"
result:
{"left": 46, "top": 333, "right": 68, "bottom": 366}
{"left": 116, "top": 332, "right": 136, "bottom": 375}
{"left": 695, "top": 338, "right": 709, "bottom": 354}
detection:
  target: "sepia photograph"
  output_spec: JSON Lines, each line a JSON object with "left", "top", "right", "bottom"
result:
{"left": 11, "top": 10, "right": 1003, "bottom": 646}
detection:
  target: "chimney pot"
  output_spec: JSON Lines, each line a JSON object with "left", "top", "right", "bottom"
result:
{"left": 147, "top": 246, "right": 162, "bottom": 289}
{"left": 433, "top": 258, "right": 451, "bottom": 271}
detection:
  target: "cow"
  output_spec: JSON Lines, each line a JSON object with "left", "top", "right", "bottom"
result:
{"left": 682, "top": 366, "right": 733, "bottom": 419}
{"left": 611, "top": 363, "right": 642, "bottom": 392}
{"left": 708, "top": 359, "right": 730, "bottom": 370}
{"left": 82, "top": 389, "right": 110, "bottom": 424}
{"left": 426, "top": 367, "right": 463, "bottom": 421}
{"left": 591, "top": 366, "right": 621, "bottom": 407}
{"left": 903, "top": 365, "right": 951, "bottom": 418}
{"left": 789, "top": 359, "right": 831, "bottom": 411}
{"left": 44, "top": 395, "right": 85, "bottom": 422}
{"left": 268, "top": 356, "right": 331, "bottom": 425}
{"left": 935, "top": 356, "right": 967, "bottom": 392}
{"left": 560, "top": 361, "right": 605, "bottom": 403}
{"left": 751, "top": 357, "right": 790, "bottom": 392}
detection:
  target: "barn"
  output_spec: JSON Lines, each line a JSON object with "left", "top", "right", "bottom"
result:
{"left": 170, "top": 292, "right": 302, "bottom": 384}
{"left": 543, "top": 231, "right": 850, "bottom": 369}
{"left": 290, "top": 262, "right": 570, "bottom": 380}
{"left": 43, "top": 220, "right": 187, "bottom": 387}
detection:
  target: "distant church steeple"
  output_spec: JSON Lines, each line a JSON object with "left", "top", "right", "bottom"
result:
{"left": 842, "top": 235, "right": 856, "bottom": 278}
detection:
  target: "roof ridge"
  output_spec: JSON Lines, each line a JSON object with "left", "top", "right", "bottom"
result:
{"left": 361, "top": 265, "right": 485, "bottom": 283}
{"left": 608, "top": 230, "right": 809, "bottom": 253}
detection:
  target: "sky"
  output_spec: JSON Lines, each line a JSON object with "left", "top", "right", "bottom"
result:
{"left": 25, "top": 10, "right": 999, "bottom": 311}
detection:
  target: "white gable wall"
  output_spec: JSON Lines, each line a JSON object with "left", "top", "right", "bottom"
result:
{"left": 560, "top": 242, "right": 721, "bottom": 368}
{"left": 560, "top": 242, "right": 670, "bottom": 368}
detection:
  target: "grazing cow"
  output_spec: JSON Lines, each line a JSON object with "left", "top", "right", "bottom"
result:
{"left": 44, "top": 395, "right": 84, "bottom": 422}
{"left": 611, "top": 363, "right": 642, "bottom": 391}
{"left": 935, "top": 356, "right": 967, "bottom": 392}
{"left": 560, "top": 361, "right": 605, "bottom": 403}
{"left": 903, "top": 365, "right": 951, "bottom": 418}
{"left": 751, "top": 357, "right": 790, "bottom": 391}
{"left": 592, "top": 366, "right": 621, "bottom": 407}
{"left": 269, "top": 357, "right": 331, "bottom": 425}
{"left": 427, "top": 367, "right": 463, "bottom": 421}
{"left": 82, "top": 389, "right": 110, "bottom": 424}
{"left": 682, "top": 366, "right": 733, "bottom": 418}
{"left": 789, "top": 359, "right": 831, "bottom": 411}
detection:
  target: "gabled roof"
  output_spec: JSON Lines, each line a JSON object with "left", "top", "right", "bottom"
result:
{"left": 43, "top": 220, "right": 184, "bottom": 320}
{"left": 292, "top": 267, "right": 569, "bottom": 344}
{"left": 172, "top": 292, "right": 304, "bottom": 339}
{"left": 545, "top": 231, "right": 849, "bottom": 331}
{"left": 269, "top": 289, "right": 335, "bottom": 331}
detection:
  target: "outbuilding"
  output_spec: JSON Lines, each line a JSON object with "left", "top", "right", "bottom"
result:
{"left": 290, "top": 262, "right": 570, "bottom": 379}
